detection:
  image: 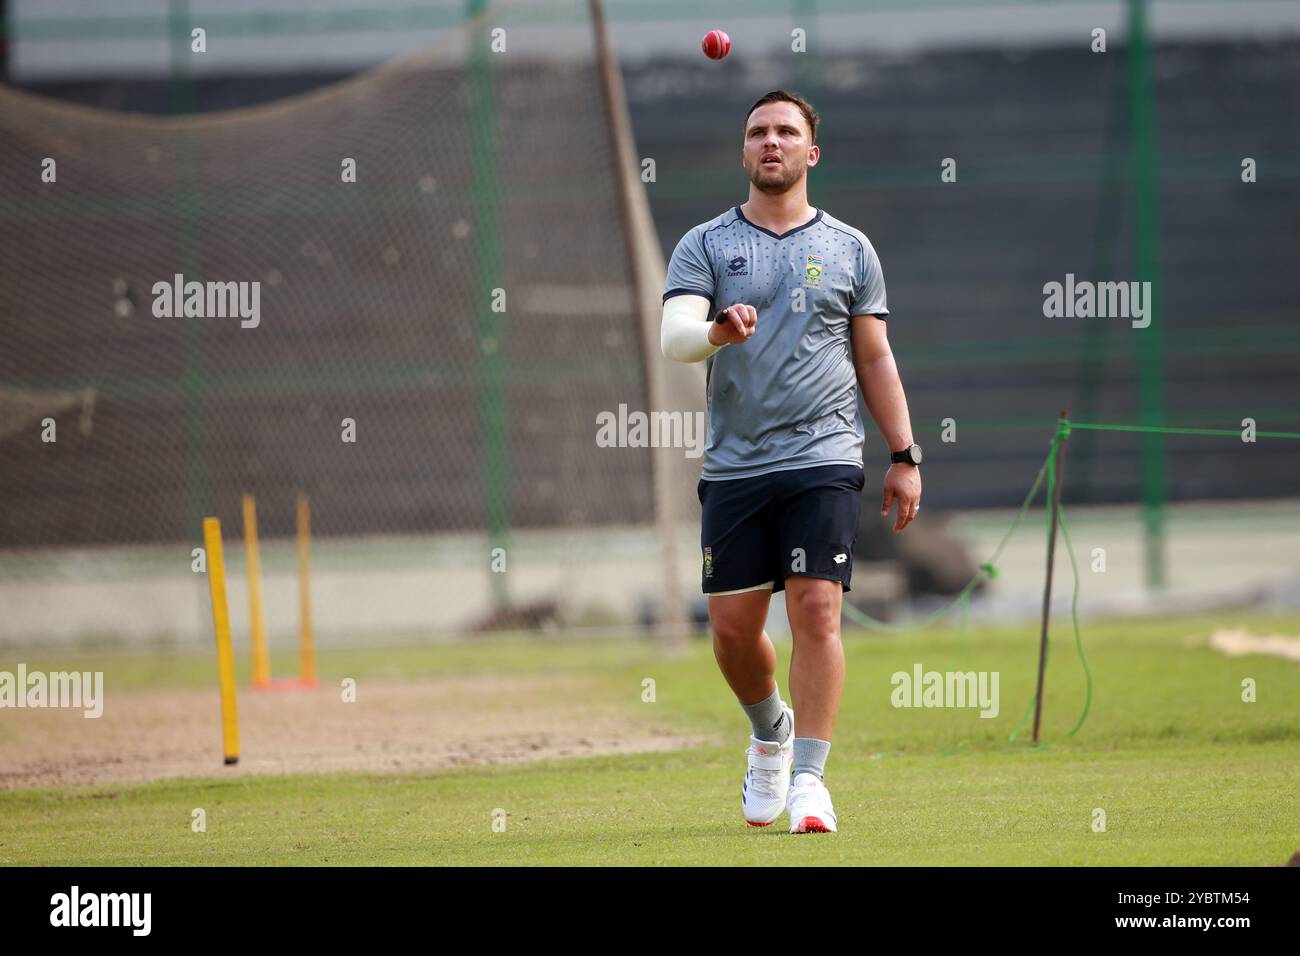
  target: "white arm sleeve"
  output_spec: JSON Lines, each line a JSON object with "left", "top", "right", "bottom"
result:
{"left": 661, "top": 294, "right": 722, "bottom": 363}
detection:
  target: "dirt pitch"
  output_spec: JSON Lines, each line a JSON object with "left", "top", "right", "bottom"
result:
{"left": 0, "top": 673, "right": 714, "bottom": 791}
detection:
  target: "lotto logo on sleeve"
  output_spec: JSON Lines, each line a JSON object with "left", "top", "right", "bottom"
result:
{"left": 804, "top": 254, "right": 824, "bottom": 287}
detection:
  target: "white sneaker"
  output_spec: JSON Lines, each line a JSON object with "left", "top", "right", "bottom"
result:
{"left": 788, "top": 771, "right": 837, "bottom": 833}
{"left": 742, "top": 706, "right": 794, "bottom": 827}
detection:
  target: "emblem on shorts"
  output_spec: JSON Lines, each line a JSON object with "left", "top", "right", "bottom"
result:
{"left": 833, "top": 552, "right": 848, "bottom": 564}
{"left": 703, "top": 546, "right": 714, "bottom": 578}
{"left": 804, "top": 254, "right": 824, "bottom": 287}
{"left": 726, "top": 255, "right": 749, "bottom": 277}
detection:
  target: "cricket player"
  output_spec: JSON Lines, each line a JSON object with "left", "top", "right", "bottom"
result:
{"left": 660, "top": 90, "right": 922, "bottom": 833}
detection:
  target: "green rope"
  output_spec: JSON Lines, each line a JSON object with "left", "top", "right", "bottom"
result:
{"left": 1007, "top": 421, "right": 1092, "bottom": 743}
{"left": 840, "top": 426, "right": 1092, "bottom": 745}
{"left": 841, "top": 451, "right": 1051, "bottom": 632}
{"left": 1069, "top": 421, "right": 1300, "bottom": 440}
{"left": 958, "top": 587, "right": 970, "bottom": 655}
{"left": 844, "top": 412, "right": 1300, "bottom": 749}
{"left": 1014, "top": 414, "right": 1297, "bottom": 738}
{"left": 1060, "top": 415, "right": 1291, "bottom": 737}
{"left": 1024, "top": 426, "right": 1065, "bottom": 742}
{"left": 1009, "top": 427, "right": 1064, "bottom": 744}
{"left": 1056, "top": 499, "right": 1093, "bottom": 737}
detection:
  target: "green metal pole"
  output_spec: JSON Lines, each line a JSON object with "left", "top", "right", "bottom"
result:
{"left": 793, "top": 0, "right": 822, "bottom": 110}
{"left": 171, "top": 0, "right": 209, "bottom": 538}
{"left": 1073, "top": 59, "right": 1128, "bottom": 502}
{"left": 1127, "top": 0, "right": 1166, "bottom": 589}
{"left": 467, "top": 0, "right": 510, "bottom": 609}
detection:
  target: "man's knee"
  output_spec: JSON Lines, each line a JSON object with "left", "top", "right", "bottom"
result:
{"left": 708, "top": 591, "right": 770, "bottom": 647}
{"left": 786, "top": 578, "right": 841, "bottom": 638}
{"left": 711, "top": 610, "right": 761, "bottom": 646}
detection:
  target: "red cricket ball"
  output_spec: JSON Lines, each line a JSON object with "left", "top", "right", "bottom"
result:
{"left": 702, "top": 29, "right": 731, "bottom": 60}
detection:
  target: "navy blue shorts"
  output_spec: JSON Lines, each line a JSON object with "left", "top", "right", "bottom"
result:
{"left": 697, "top": 464, "right": 866, "bottom": 595}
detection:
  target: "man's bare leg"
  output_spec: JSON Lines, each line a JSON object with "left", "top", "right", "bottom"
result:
{"left": 711, "top": 584, "right": 796, "bottom": 825}
{"left": 783, "top": 575, "right": 843, "bottom": 831}
{"left": 784, "top": 575, "right": 844, "bottom": 745}
{"left": 707, "top": 586, "right": 777, "bottom": 706}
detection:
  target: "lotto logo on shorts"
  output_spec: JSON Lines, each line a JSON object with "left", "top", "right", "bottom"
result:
{"left": 703, "top": 546, "right": 714, "bottom": 579}
{"left": 804, "top": 254, "right": 824, "bottom": 287}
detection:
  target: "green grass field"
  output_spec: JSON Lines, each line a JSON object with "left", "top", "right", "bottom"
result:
{"left": 2, "top": 611, "right": 1298, "bottom": 865}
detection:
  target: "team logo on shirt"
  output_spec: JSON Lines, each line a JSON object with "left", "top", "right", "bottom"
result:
{"left": 725, "top": 255, "right": 749, "bottom": 277}
{"left": 804, "top": 254, "right": 825, "bottom": 288}
{"left": 703, "top": 546, "right": 714, "bottom": 578}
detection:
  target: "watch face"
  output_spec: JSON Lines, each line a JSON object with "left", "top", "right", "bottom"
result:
{"left": 910, "top": 444, "right": 923, "bottom": 465}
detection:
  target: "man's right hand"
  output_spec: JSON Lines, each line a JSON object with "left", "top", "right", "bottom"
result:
{"left": 709, "top": 304, "right": 758, "bottom": 346}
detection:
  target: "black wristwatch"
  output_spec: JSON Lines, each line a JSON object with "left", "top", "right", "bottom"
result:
{"left": 890, "top": 443, "right": 922, "bottom": 466}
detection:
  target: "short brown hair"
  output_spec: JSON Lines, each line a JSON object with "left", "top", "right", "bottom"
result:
{"left": 744, "top": 90, "right": 820, "bottom": 145}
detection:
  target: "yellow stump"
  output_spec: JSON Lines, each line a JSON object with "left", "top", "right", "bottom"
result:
{"left": 242, "top": 494, "right": 271, "bottom": 688}
{"left": 203, "top": 517, "right": 240, "bottom": 765}
{"left": 296, "top": 493, "right": 317, "bottom": 686}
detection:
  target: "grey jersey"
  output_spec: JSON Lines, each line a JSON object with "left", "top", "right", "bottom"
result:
{"left": 663, "top": 206, "right": 890, "bottom": 480}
